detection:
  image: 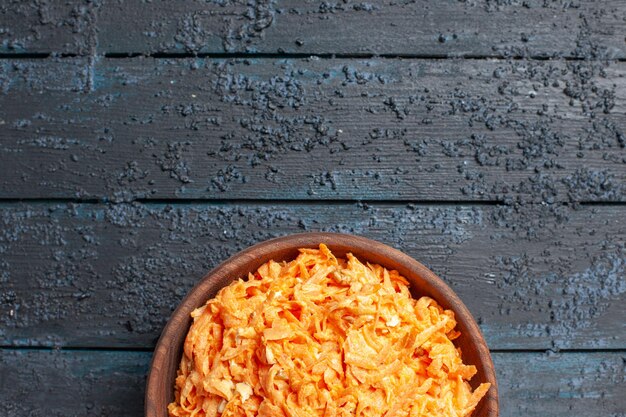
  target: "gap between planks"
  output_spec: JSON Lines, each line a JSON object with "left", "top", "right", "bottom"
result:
{"left": 0, "top": 52, "right": 623, "bottom": 62}
{"left": 1, "top": 197, "right": 626, "bottom": 207}
{"left": 0, "top": 197, "right": 503, "bottom": 206}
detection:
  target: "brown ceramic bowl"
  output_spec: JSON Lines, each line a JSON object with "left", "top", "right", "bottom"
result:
{"left": 146, "top": 233, "right": 498, "bottom": 417}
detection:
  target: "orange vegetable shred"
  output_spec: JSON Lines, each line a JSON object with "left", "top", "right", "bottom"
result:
{"left": 169, "top": 244, "right": 490, "bottom": 417}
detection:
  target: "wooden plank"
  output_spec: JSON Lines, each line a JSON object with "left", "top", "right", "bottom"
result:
{"left": 1, "top": 202, "right": 624, "bottom": 350}
{"left": 1, "top": 57, "right": 625, "bottom": 202}
{"left": 495, "top": 352, "right": 626, "bottom": 417}
{"left": 1, "top": 0, "right": 624, "bottom": 58}
{"left": 1, "top": 349, "right": 624, "bottom": 417}
{"left": 0, "top": 349, "right": 147, "bottom": 417}
{"left": 97, "top": 0, "right": 626, "bottom": 58}
{"left": 0, "top": 0, "right": 96, "bottom": 55}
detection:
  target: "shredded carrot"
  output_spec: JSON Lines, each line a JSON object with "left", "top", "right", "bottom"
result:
{"left": 169, "top": 244, "right": 490, "bottom": 417}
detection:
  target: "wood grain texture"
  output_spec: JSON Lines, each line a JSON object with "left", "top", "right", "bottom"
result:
{"left": 2, "top": 0, "right": 624, "bottom": 58}
{"left": 1, "top": 202, "right": 624, "bottom": 350}
{"left": 1, "top": 349, "right": 624, "bottom": 417}
{"left": 0, "top": 0, "right": 97, "bottom": 54}
{"left": 1, "top": 57, "right": 624, "bottom": 202}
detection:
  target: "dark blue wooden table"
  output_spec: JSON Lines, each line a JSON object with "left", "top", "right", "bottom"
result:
{"left": 1, "top": 1, "right": 625, "bottom": 416}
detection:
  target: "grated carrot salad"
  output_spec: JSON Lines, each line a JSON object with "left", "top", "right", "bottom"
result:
{"left": 169, "top": 244, "right": 490, "bottom": 417}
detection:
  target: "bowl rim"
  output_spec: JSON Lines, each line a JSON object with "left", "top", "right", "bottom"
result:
{"left": 145, "top": 232, "right": 499, "bottom": 417}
